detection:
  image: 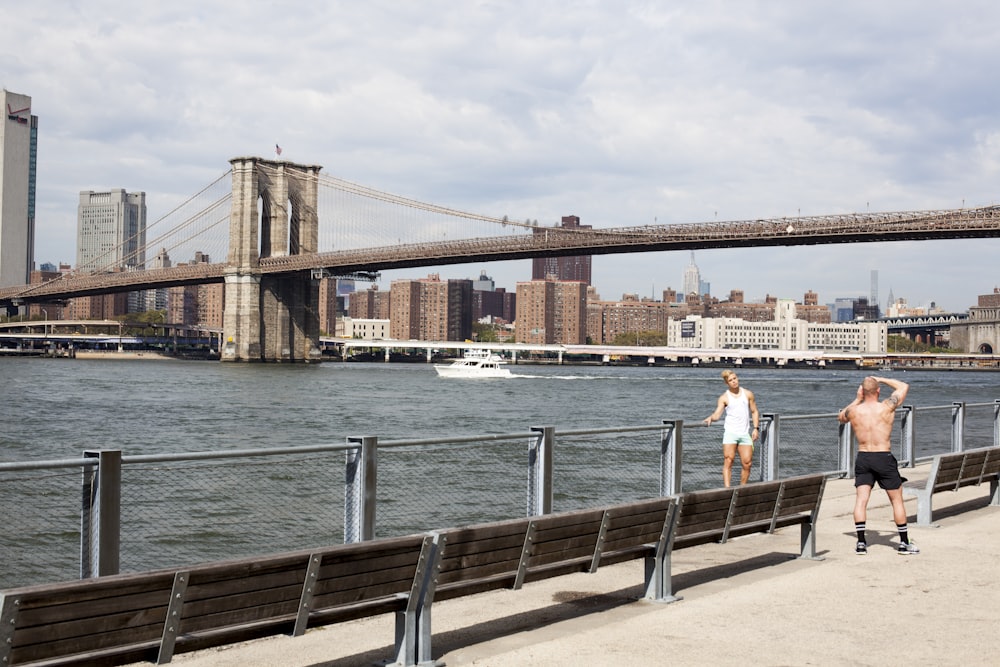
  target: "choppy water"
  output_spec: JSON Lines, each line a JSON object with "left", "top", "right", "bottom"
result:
{"left": 3, "top": 358, "right": 997, "bottom": 459}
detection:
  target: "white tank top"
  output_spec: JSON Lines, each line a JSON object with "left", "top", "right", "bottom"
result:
{"left": 723, "top": 388, "right": 751, "bottom": 433}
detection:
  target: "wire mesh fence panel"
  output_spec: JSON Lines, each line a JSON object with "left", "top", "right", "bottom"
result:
{"left": 964, "top": 403, "right": 997, "bottom": 449}
{"left": 912, "top": 406, "right": 955, "bottom": 461}
{"left": 776, "top": 415, "right": 842, "bottom": 478}
{"left": 551, "top": 430, "right": 663, "bottom": 512}
{"left": 680, "top": 425, "right": 763, "bottom": 491}
{"left": 374, "top": 439, "right": 525, "bottom": 537}
{"left": 0, "top": 467, "right": 83, "bottom": 588}
{"left": 119, "top": 454, "right": 345, "bottom": 572}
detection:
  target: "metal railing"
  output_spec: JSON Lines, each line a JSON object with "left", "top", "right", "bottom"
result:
{"left": 1, "top": 400, "right": 997, "bottom": 589}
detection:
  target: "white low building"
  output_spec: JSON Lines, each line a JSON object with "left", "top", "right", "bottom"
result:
{"left": 338, "top": 317, "right": 390, "bottom": 340}
{"left": 668, "top": 299, "right": 886, "bottom": 353}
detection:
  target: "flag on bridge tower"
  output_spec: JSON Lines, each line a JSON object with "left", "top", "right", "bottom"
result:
{"left": 275, "top": 144, "right": 282, "bottom": 156}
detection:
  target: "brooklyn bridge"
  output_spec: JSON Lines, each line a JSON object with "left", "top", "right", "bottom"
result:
{"left": 3, "top": 156, "right": 999, "bottom": 361}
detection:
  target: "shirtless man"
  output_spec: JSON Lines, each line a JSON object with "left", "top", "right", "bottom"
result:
{"left": 704, "top": 369, "right": 760, "bottom": 487}
{"left": 838, "top": 376, "right": 919, "bottom": 555}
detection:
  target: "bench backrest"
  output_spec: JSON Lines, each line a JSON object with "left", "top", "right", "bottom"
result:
{"left": 927, "top": 447, "right": 1000, "bottom": 493}
{"left": 0, "top": 534, "right": 434, "bottom": 666}
{"left": 671, "top": 474, "right": 825, "bottom": 550}
{"left": 427, "top": 496, "right": 680, "bottom": 603}
{"left": 983, "top": 447, "right": 1000, "bottom": 481}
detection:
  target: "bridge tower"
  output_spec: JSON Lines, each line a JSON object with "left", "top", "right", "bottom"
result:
{"left": 223, "top": 157, "right": 323, "bottom": 362}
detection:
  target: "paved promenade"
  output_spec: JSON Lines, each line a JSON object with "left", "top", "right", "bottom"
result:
{"left": 157, "top": 466, "right": 1000, "bottom": 667}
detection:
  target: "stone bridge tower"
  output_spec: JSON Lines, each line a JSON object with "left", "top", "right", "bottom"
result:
{"left": 222, "top": 157, "right": 323, "bottom": 362}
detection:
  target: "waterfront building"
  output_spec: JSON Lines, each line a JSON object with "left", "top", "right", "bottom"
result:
{"left": 350, "top": 284, "right": 391, "bottom": 320}
{"left": 76, "top": 189, "right": 147, "bottom": 272}
{"left": 0, "top": 89, "right": 37, "bottom": 288}
{"left": 950, "top": 288, "right": 1000, "bottom": 354}
{"left": 473, "top": 271, "right": 516, "bottom": 324}
{"left": 65, "top": 291, "right": 129, "bottom": 320}
{"left": 516, "top": 278, "right": 587, "bottom": 345}
{"left": 711, "top": 290, "right": 831, "bottom": 323}
{"left": 27, "top": 265, "right": 66, "bottom": 320}
{"left": 142, "top": 248, "right": 172, "bottom": 312}
{"left": 667, "top": 299, "right": 886, "bottom": 353}
{"left": 389, "top": 274, "right": 472, "bottom": 342}
{"left": 166, "top": 252, "right": 222, "bottom": 327}
{"left": 339, "top": 317, "right": 390, "bottom": 340}
{"left": 317, "top": 275, "right": 338, "bottom": 335}
{"left": 531, "top": 215, "right": 592, "bottom": 285}
{"left": 586, "top": 294, "right": 683, "bottom": 344}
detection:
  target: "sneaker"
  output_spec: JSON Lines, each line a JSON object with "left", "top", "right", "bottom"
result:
{"left": 898, "top": 541, "right": 920, "bottom": 555}
{"left": 855, "top": 541, "right": 867, "bottom": 555}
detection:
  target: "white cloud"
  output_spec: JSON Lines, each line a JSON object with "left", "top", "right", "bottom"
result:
{"left": 4, "top": 0, "right": 999, "bottom": 311}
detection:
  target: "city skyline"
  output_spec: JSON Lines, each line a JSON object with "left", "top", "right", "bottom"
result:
{"left": 4, "top": 3, "right": 1000, "bottom": 312}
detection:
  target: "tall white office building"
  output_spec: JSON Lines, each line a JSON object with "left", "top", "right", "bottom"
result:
{"left": 0, "top": 89, "right": 37, "bottom": 288}
{"left": 76, "top": 189, "right": 147, "bottom": 271}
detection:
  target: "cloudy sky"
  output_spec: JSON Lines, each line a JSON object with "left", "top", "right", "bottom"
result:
{"left": 3, "top": 1, "right": 999, "bottom": 312}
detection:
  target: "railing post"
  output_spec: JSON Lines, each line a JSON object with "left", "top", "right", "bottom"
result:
{"left": 900, "top": 405, "right": 915, "bottom": 467}
{"left": 994, "top": 400, "right": 1000, "bottom": 448}
{"left": 951, "top": 402, "right": 966, "bottom": 453}
{"left": 527, "top": 426, "right": 553, "bottom": 516}
{"left": 345, "top": 435, "right": 377, "bottom": 542}
{"left": 659, "top": 420, "right": 682, "bottom": 496}
{"left": 81, "top": 450, "right": 121, "bottom": 578}
{"left": 761, "top": 414, "right": 778, "bottom": 482}
{"left": 838, "top": 422, "right": 854, "bottom": 477}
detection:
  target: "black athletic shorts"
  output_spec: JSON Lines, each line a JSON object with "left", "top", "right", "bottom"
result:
{"left": 854, "top": 451, "right": 907, "bottom": 490}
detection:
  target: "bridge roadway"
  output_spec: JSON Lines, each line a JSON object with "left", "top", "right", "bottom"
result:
{"left": 3, "top": 204, "right": 1000, "bottom": 306}
{"left": 327, "top": 338, "right": 1000, "bottom": 369}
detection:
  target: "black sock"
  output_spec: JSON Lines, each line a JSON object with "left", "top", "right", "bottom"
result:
{"left": 855, "top": 523, "right": 866, "bottom": 543}
{"left": 897, "top": 523, "right": 909, "bottom": 544}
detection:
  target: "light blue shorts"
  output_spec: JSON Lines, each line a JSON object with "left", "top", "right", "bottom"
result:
{"left": 723, "top": 431, "right": 754, "bottom": 447}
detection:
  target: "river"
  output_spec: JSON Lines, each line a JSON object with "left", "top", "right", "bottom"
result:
{"left": 3, "top": 358, "right": 997, "bottom": 461}
{"left": 1, "top": 358, "right": 998, "bottom": 587}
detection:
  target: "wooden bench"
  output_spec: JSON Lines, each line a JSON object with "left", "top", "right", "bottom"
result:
{"left": 902, "top": 446, "right": 1000, "bottom": 525}
{"left": 0, "top": 533, "right": 435, "bottom": 667}
{"left": 0, "top": 474, "right": 828, "bottom": 667}
{"left": 658, "top": 473, "right": 827, "bottom": 601}
{"left": 413, "top": 476, "right": 826, "bottom": 662}
{"left": 414, "top": 496, "right": 678, "bottom": 664}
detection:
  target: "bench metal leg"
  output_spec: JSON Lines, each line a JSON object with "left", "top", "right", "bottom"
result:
{"left": 382, "top": 609, "right": 419, "bottom": 667}
{"left": 643, "top": 553, "right": 681, "bottom": 603}
{"left": 990, "top": 478, "right": 999, "bottom": 507}
{"left": 798, "top": 522, "right": 823, "bottom": 560}
{"left": 914, "top": 490, "right": 936, "bottom": 526}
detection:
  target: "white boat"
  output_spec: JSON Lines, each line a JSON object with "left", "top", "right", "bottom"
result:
{"left": 434, "top": 349, "right": 512, "bottom": 378}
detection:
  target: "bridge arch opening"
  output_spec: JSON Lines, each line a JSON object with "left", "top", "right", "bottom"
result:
{"left": 979, "top": 342, "right": 994, "bottom": 354}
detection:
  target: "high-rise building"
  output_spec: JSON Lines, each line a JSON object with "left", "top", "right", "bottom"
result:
{"left": 76, "top": 189, "right": 147, "bottom": 271}
{"left": 350, "top": 284, "right": 391, "bottom": 320}
{"left": 531, "top": 215, "right": 593, "bottom": 284}
{"left": 683, "top": 252, "right": 701, "bottom": 298}
{"left": 0, "top": 89, "right": 38, "bottom": 288}
{"left": 516, "top": 279, "right": 587, "bottom": 344}
{"left": 389, "top": 274, "right": 473, "bottom": 341}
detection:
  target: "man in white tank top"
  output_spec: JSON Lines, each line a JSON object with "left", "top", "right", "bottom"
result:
{"left": 703, "top": 369, "right": 760, "bottom": 487}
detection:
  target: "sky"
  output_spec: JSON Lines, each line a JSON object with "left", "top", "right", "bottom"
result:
{"left": 3, "top": 1, "right": 999, "bottom": 313}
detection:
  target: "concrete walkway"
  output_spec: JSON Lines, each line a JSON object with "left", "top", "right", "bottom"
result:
{"left": 155, "top": 466, "right": 1000, "bottom": 667}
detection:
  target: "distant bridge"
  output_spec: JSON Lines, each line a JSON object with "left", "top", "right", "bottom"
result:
{"left": 882, "top": 312, "right": 969, "bottom": 345}
{"left": 2, "top": 156, "right": 998, "bottom": 360}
